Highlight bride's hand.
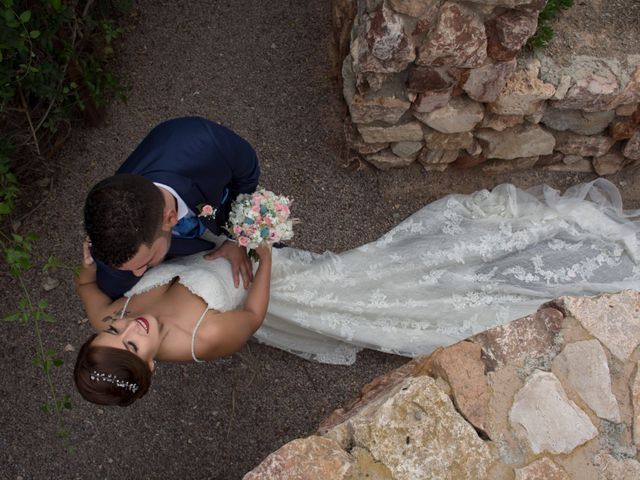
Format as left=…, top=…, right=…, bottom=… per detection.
left=75, top=238, right=97, bottom=286
left=254, top=243, right=272, bottom=260
left=82, top=238, right=96, bottom=271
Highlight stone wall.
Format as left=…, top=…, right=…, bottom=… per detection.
left=340, top=0, right=640, bottom=175
left=243, top=291, right=640, bottom=479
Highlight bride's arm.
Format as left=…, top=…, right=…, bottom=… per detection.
left=197, top=245, right=272, bottom=360
left=75, top=241, right=120, bottom=332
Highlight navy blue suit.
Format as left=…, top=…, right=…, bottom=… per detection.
left=96, top=117, right=260, bottom=299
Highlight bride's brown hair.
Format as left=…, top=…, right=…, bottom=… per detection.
left=74, top=334, right=153, bottom=406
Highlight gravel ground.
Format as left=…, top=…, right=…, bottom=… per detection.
left=2, top=2, right=640, bottom=479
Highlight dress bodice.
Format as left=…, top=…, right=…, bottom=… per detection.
left=125, top=255, right=248, bottom=312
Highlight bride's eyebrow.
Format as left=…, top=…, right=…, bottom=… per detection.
left=101, top=315, right=115, bottom=323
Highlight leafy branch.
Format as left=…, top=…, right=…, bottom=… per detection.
left=528, top=0, right=575, bottom=49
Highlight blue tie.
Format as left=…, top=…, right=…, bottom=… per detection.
left=173, top=216, right=206, bottom=239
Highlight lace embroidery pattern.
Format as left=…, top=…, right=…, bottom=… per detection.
left=128, top=180, right=640, bottom=365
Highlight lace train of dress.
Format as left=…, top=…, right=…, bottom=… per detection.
left=126, top=179, right=640, bottom=365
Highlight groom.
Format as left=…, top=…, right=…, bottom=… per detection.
left=84, top=116, right=260, bottom=299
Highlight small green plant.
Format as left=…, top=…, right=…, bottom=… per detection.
left=1, top=0, right=131, bottom=450
left=528, top=0, right=574, bottom=49
left=1, top=226, right=74, bottom=450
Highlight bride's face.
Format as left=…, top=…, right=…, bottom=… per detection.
left=92, top=315, right=161, bottom=370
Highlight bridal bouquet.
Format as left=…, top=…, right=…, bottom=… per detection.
left=226, top=187, right=295, bottom=258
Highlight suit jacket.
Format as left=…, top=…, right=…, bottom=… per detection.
left=96, top=116, right=260, bottom=298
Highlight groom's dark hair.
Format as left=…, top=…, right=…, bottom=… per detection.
left=84, top=174, right=164, bottom=267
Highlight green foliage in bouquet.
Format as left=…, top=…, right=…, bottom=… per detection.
left=528, top=0, right=574, bottom=49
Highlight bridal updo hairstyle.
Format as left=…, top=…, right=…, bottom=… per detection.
left=84, top=173, right=164, bottom=268
left=74, top=334, right=152, bottom=406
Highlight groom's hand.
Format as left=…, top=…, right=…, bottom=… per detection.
left=204, top=240, right=253, bottom=289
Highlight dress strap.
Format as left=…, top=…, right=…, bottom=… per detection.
left=191, top=307, right=210, bottom=363
left=120, top=296, right=132, bottom=318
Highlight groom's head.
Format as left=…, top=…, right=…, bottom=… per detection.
left=84, top=174, right=175, bottom=275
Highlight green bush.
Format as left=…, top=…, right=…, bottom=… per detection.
left=528, top=0, right=574, bottom=49
left=1, top=0, right=131, bottom=158
left=1, top=0, right=131, bottom=446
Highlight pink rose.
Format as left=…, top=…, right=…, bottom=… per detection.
left=233, top=225, right=242, bottom=235
left=238, top=236, right=249, bottom=247
left=199, top=204, right=215, bottom=217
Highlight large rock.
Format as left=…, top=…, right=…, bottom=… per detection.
left=416, top=1, right=487, bottom=68
left=414, top=95, right=484, bottom=133
left=243, top=436, right=354, bottom=480
left=471, top=307, right=564, bottom=370
left=551, top=57, right=622, bottom=112
left=514, top=457, right=571, bottom=480
left=480, top=113, right=524, bottom=131
left=349, top=447, right=394, bottom=479
left=319, top=360, right=422, bottom=435
left=616, top=62, right=640, bottom=107
left=366, top=149, right=417, bottom=169
left=488, top=59, right=555, bottom=115
left=593, top=150, right=626, bottom=176
left=609, top=119, right=638, bottom=141
left=463, top=59, right=517, bottom=102
left=350, top=4, right=416, bottom=91
left=390, top=141, right=423, bottom=158
left=509, top=370, right=597, bottom=455
left=632, top=362, right=640, bottom=451
left=551, top=340, right=621, bottom=423
left=451, top=151, right=487, bottom=169
left=358, top=121, right=424, bottom=143
left=408, top=67, right=455, bottom=113
left=486, top=9, right=538, bottom=62
left=475, top=124, right=555, bottom=159
left=344, top=118, right=388, bottom=154
left=350, top=376, right=495, bottom=480
left=616, top=103, right=638, bottom=116
left=553, top=131, right=615, bottom=157
left=343, top=56, right=411, bottom=124
left=592, top=452, right=640, bottom=480
left=623, top=131, right=640, bottom=160
left=541, top=107, right=615, bottom=136
left=543, top=159, right=594, bottom=173
left=430, top=341, right=489, bottom=432
left=464, top=0, right=545, bottom=10
left=388, top=0, right=439, bottom=18
left=557, top=291, right=640, bottom=362
left=423, top=128, right=474, bottom=150
left=407, top=66, right=453, bottom=94
left=481, top=156, right=538, bottom=174
left=417, top=148, right=459, bottom=171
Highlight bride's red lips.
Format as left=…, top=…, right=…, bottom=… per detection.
left=135, top=317, right=149, bottom=334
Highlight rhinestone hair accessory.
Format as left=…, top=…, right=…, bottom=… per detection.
left=90, top=371, right=139, bottom=393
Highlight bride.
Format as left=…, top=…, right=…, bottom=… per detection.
left=74, top=179, right=640, bottom=406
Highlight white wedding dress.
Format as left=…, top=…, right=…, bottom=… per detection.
left=126, top=179, right=640, bottom=365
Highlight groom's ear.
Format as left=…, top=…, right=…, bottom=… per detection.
left=161, top=207, right=178, bottom=231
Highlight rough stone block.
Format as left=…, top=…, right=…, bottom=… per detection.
left=475, top=124, right=555, bottom=159
left=416, top=2, right=487, bottom=68
left=509, top=370, right=597, bottom=455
